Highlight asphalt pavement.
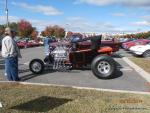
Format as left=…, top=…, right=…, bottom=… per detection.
left=0, top=47, right=150, bottom=92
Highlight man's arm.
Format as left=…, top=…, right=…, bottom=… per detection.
left=6, top=38, right=16, bottom=57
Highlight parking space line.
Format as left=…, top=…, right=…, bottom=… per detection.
left=19, top=62, right=29, bottom=65
left=123, top=57, right=150, bottom=82
left=119, top=68, right=133, bottom=71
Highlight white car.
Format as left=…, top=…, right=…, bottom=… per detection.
left=129, top=43, right=150, bottom=57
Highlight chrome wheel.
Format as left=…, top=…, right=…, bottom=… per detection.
left=97, top=61, right=111, bottom=76
left=144, top=50, right=150, bottom=58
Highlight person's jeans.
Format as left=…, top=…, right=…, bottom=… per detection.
left=4, top=62, right=7, bottom=76
left=5, top=57, right=19, bottom=81
left=44, top=45, right=49, bottom=55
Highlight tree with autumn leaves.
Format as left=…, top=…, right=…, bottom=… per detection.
left=17, top=20, right=35, bottom=38
left=120, top=31, right=150, bottom=39
left=31, top=30, right=38, bottom=40
left=0, top=20, right=37, bottom=40
left=0, top=23, right=18, bottom=39
left=41, top=25, right=65, bottom=38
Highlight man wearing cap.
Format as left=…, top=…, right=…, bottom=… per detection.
left=1, top=27, right=21, bottom=81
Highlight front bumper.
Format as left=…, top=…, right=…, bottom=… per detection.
left=132, top=51, right=143, bottom=55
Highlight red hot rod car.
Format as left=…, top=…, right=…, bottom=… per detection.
left=29, top=35, right=117, bottom=79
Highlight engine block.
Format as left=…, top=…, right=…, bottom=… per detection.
left=51, top=44, right=71, bottom=71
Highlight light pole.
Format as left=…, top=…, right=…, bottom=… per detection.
left=5, top=0, right=9, bottom=27
left=65, top=23, right=69, bottom=38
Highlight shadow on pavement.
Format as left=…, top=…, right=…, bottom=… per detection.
left=19, top=69, right=56, bottom=81
left=111, top=70, right=123, bottom=79
left=111, top=53, right=123, bottom=58
left=10, top=96, right=72, bottom=112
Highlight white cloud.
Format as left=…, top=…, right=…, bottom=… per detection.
left=74, top=0, right=116, bottom=5
left=75, top=0, right=150, bottom=8
left=0, top=15, right=142, bottom=33
left=12, top=2, right=62, bottom=16
left=0, top=16, right=20, bottom=24
left=110, top=13, right=126, bottom=17
left=61, top=17, right=125, bottom=33
left=132, top=21, right=150, bottom=26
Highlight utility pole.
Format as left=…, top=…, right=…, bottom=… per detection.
left=5, top=0, right=9, bottom=27
left=65, top=23, right=69, bottom=38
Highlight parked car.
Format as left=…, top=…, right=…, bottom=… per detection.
left=122, top=39, right=150, bottom=50
left=119, top=38, right=137, bottom=43
left=28, top=40, right=40, bottom=47
left=16, top=40, right=27, bottom=48
left=129, top=42, right=150, bottom=57
left=119, top=38, right=137, bottom=48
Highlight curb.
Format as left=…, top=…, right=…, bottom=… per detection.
left=0, top=81, right=150, bottom=95
left=122, top=57, right=150, bottom=82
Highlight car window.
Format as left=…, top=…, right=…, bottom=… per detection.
left=135, top=42, right=141, bottom=45
left=147, top=42, right=150, bottom=45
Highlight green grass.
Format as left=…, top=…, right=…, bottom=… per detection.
left=0, top=82, right=150, bottom=113
left=129, top=57, right=150, bottom=74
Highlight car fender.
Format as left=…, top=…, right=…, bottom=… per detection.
left=97, top=46, right=113, bottom=54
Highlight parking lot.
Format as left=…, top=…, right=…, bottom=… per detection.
left=0, top=47, right=150, bottom=92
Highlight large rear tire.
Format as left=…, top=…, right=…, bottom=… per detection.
left=29, top=59, right=44, bottom=74
left=91, top=55, right=116, bottom=79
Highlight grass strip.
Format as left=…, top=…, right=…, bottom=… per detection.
left=0, top=82, right=150, bottom=113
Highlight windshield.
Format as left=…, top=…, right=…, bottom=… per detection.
left=70, top=35, right=82, bottom=43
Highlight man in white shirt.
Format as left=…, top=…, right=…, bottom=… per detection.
left=1, top=27, right=21, bottom=81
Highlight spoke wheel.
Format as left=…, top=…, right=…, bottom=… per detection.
left=29, top=59, right=44, bottom=74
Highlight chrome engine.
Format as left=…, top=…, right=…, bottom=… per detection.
left=51, top=44, right=71, bottom=71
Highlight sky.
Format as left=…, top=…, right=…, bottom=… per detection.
left=0, top=0, right=150, bottom=34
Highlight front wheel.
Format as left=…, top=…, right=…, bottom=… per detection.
left=29, top=59, right=44, bottom=74
left=91, top=56, right=116, bottom=79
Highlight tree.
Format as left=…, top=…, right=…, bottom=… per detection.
left=17, top=20, right=34, bottom=38
left=42, top=25, right=66, bottom=38
left=31, top=30, right=38, bottom=40
left=9, top=22, right=18, bottom=32
left=0, top=25, right=5, bottom=38
left=45, top=26, right=55, bottom=37
left=53, top=25, right=65, bottom=38
left=41, top=31, right=46, bottom=37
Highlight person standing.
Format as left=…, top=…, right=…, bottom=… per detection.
left=44, top=36, right=51, bottom=56
left=1, top=27, right=22, bottom=81
left=25, top=38, right=28, bottom=48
